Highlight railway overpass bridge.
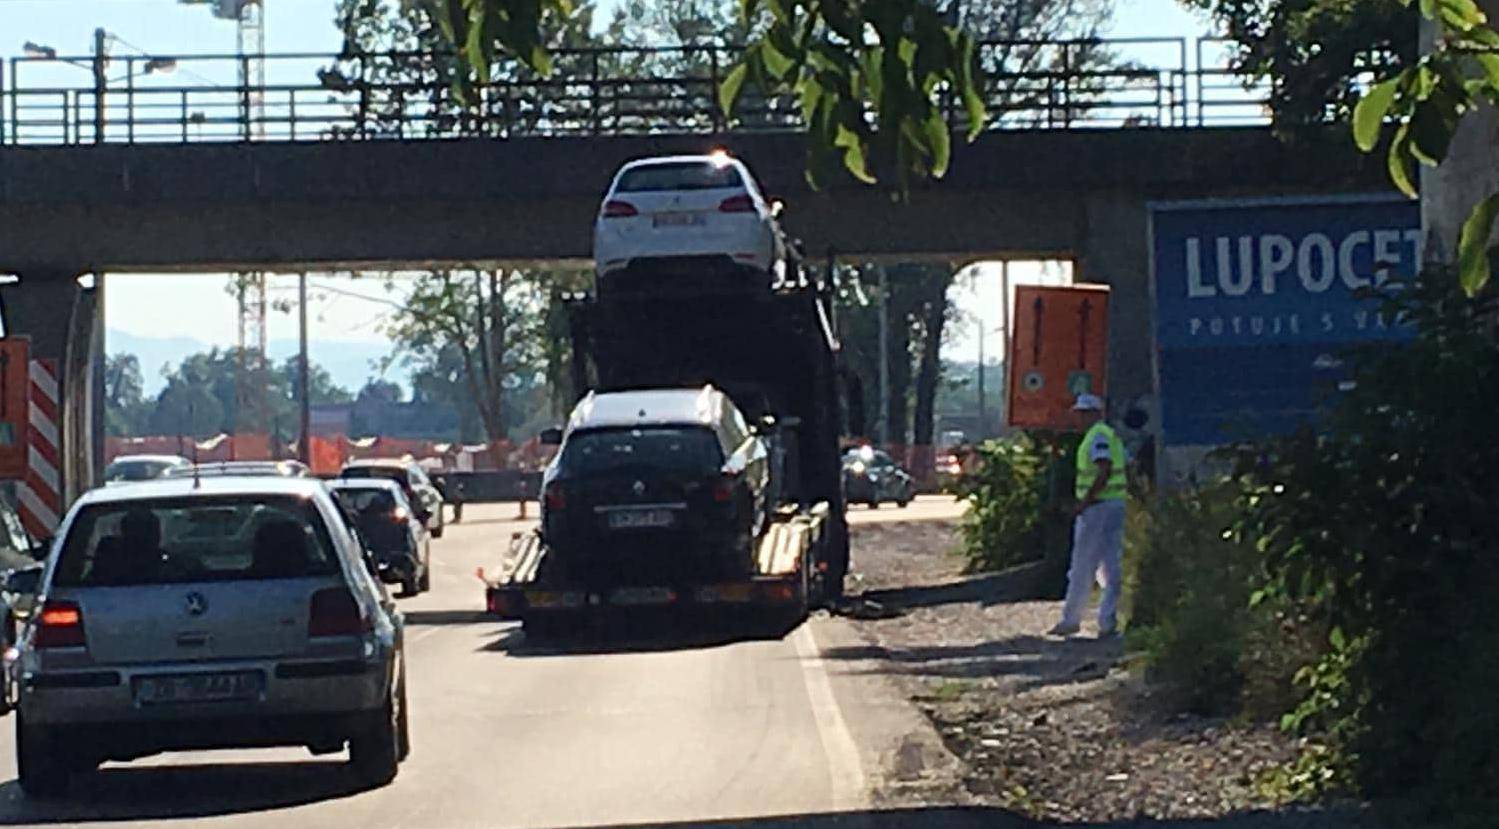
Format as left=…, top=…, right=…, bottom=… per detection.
left=0, top=40, right=1394, bottom=507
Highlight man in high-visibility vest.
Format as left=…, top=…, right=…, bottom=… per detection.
left=1049, top=393, right=1128, bottom=637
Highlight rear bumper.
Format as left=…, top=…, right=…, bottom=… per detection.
left=19, top=655, right=389, bottom=729
left=35, top=711, right=371, bottom=760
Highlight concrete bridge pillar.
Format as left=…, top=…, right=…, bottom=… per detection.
left=1074, top=191, right=1154, bottom=418
left=0, top=269, right=105, bottom=532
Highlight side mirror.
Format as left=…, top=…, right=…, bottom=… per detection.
left=3, top=566, right=42, bottom=597
left=539, top=427, right=563, bottom=446
left=28, top=537, right=51, bottom=562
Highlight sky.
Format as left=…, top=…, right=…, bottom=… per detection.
left=0, top=0, right=1214, bottom=389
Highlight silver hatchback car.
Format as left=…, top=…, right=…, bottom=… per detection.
left=11, top=477, right=408, bottom=797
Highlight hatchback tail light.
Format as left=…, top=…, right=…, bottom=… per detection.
left=602, top=200, right=638, bottom=218
left=712, top=475, right=737, bottom=503
left=308, top=588, right=371, bottom=638
left=543, top=482, right=567, bottom=511
left=35, top=600, right=86, bottom=649
left=391, top=506, right=410, bottom=524
left=718, top=194, right=755, bottom=213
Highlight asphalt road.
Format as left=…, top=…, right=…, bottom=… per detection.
left=0, top=498, right=974, bottom=829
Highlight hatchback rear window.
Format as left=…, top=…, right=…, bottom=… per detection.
left=616, top=162, right=744, bottom=193
left=53, top=495, right=341, bottom=587
left=340, top=467, right=407, bottom=486
left=562, top=427, right=723, bottom=475
left=104, top=461, right=175, bottom=482
left=331, top=487, right=399, bottom=515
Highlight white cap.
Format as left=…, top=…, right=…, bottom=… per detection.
left=1072, top=393, right=1104, bottom=412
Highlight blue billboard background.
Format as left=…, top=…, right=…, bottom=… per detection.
left=1151, top=196, right=1421, bottom=446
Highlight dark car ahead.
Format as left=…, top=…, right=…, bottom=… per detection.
left=337, top=460, right=445, bottom=540
left=842, top=447, right=915, bottom=509
left=540, top=386, right=771, bottom=585
left=327, top=479, right=432, bottom=597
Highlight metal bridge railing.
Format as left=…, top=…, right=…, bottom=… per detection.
left=0, top=39, right=1268, bottom=145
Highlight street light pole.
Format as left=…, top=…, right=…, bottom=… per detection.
left=877, top=264, right=890, bottom=446
left=976, top=322, right=985, bottom=439
left=92, top=27, right=108, bottom=143
left=298, top=273, right=311, bottom=465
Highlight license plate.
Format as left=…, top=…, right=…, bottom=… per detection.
left=610, top=586, right=676, bottom=606
left=607, top=509, right=675, bottom=529
left=135, top=671, right=262, bottom=705
left=652, top=212, right=706, bottom=228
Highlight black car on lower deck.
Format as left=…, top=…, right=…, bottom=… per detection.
left=539, top=386, right=771, bottom=588
left=842, top=447, right=915, bottom=508
left=327, top=479, right=432, bottom=596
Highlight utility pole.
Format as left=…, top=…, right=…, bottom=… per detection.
left=92, top=27, right=108, bottom=143
left=976, top=322, right=985, bottom=439
left=1420, top=2, right=1499, bottom=265
left=997, top=260, right=1010, bottom=433
left=876, top=264, right=890, bottom=445
left=298, top=273, right=311, bottom=465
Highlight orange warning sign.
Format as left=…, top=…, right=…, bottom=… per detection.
left=1007, top=285, right=1110, bottom=431
left=0, top=339, right=30, bottom=480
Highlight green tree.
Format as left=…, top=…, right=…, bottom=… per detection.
left=356, top=378, right=404, bottom=405
left=103, top=353, right=150, bottom=437
left=1183, top=0, right=1417, bottom=131
left=381, top=269, right=547, bottom=450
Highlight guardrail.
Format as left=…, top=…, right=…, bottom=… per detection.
left=0, top=38, right=1267, bottom=145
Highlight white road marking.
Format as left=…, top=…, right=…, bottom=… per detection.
left=792, top=622, right=868, bottom=811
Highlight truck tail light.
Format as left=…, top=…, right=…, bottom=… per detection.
left=308, top=588, right=371, bottom=638
left=602, top=200, right=638, bottom=218
left=35, top=600, right=87, bottom=649
left=718, top=194, right=755, bottom=213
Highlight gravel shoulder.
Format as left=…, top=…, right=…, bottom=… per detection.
left=837, top=515, right=1382, bottom=827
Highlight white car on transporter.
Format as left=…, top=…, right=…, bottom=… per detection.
left=591, top=152, right=797, bottom=293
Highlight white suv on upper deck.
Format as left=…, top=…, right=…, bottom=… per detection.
left=592, top=152, right=792, bottom=292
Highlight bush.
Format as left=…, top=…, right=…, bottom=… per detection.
left=955, top=432, right=1075, bottom=575
left=1233, top=274, right=1499, bottom=813
left=1123, top=482, right=1321, bottom=717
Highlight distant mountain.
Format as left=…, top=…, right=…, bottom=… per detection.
left=106, top=329, right=396, bottom=396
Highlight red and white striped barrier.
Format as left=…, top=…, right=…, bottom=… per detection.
left=18, top=359, right=61, bottom=537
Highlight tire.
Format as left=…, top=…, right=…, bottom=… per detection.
left=400, top=573, right=419, bottom=598
left=431, top=524, right=444, bottom=540
left=348, top=673, right=403, bottom=787
left=17, top=714, right=70, bottom=798
left=418, top=565, right=431, bottom=593
left=867, top=500, right=880, bottom=510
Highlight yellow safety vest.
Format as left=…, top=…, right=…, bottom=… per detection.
left=1075, top=421, right=1127, bottom=501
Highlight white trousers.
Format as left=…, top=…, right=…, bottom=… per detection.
left=1059, top=498, right=1125, bottom=630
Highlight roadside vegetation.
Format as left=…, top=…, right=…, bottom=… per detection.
left=948, top=273, right=1499, bottom=821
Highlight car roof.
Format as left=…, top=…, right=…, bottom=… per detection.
left=619, top=154, right=737, bottom=169
left=569, top=386, right=725, bottom=432
left=326, top=478, right=404, bottom=492
left=341, top=459, right=411, bottom=469
left=107, top=455, right=188, bottom=465
left=76, top=475, right=331, bottom=507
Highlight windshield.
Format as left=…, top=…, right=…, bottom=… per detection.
left=616, top=162, right=744, bottom=193
left=562, top=427, right=722, bottom=475
left=104, top=460, right=175, bottom=482
left=53, top=495, right=340, bottom=587
left=341, top=466, right=407, bottom=485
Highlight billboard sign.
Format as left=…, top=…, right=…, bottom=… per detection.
left=1151, top=195, right=1421, bottom=446
left=1008, top=284, right=1110, bottom=431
